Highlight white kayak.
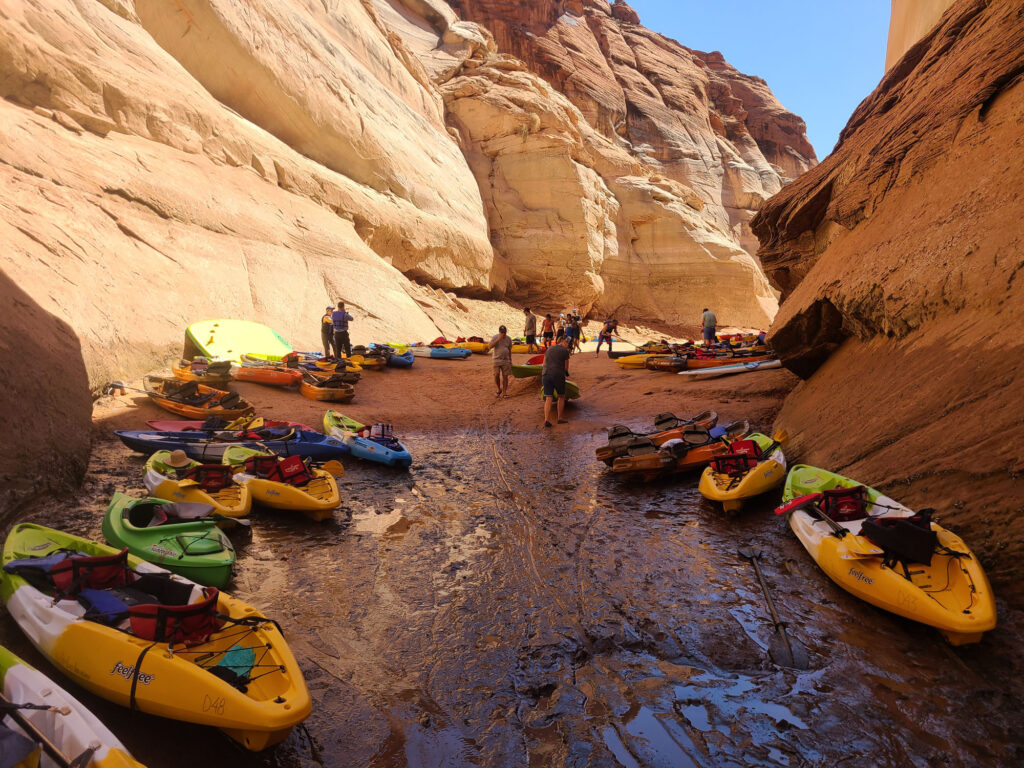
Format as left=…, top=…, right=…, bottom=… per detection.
left=0, top=644, right=144, bottom=767
left=678, top=359, right=782, bottom=380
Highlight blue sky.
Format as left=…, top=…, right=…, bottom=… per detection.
left=625, top=0, right=892, bottom=159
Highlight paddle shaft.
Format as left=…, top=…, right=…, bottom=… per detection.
left=741, top=551, right=805, bottom=669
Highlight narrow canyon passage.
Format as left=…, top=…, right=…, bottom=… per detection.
left=5, top=424, right=1020, bottom=768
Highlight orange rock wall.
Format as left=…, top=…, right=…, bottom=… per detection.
left=753, top=0, right=1024, bottom=600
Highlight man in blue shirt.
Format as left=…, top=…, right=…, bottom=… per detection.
left=332, top=301, right=354, bottom=358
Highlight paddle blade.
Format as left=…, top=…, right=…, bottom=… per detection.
left=321, top=460, right=346, bottom=477
left=768, top=629, right=810, bottom=670
left=772, top=428, right=790, bottom=444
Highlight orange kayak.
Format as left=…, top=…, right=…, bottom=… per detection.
left=300, top=373, right=355, bottom=402
left=234, top=365, right=302, bottom=387
left=171, top=360, right=233, bottom=386
left=610, top=420, right=750, bottom=482
left=143, top=376, right=254, bottom=420
left=595, top=411, right=719, bottom=465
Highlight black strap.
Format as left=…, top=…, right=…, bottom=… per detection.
left=129, top=642, right=157, bottom=712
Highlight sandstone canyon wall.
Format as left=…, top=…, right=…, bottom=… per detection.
left=415, top=0, right=817, bottom=325
left=885, top=0, right=957, bottom=71
left=753, top=0, right=1024, bottom=600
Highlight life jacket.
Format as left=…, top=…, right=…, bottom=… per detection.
left=182, top=464, right=235, bottom=492
left=822, top=485, right=868, bottom=522
left=243, top=455, right=315, bottom=486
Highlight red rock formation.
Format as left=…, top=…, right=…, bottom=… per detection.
left=448, top=0, right=815, bottom=275
left=753, top=0, right=1024, bottom=600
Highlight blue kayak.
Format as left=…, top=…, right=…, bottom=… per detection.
left=372, top=344, right=414, bottom=368
left=409, top=346, right=471, bottom=360
left=115, top=428, right=349, bottom=461
left=322, top=411, right=412, bottom=468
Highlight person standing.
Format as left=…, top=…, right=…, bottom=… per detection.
left=556, top=313, right=567, bottom=340
left=332, top=301, right=354, bottom=358
left=524, top=308, right=539, bottom=352
left=541, top=337, right=571, bottom=427
left=541, top=314, right=555, bottom=346
left=564, top=316, right=578, bottom=354
left=701, top=307, right=717, bottom=345
left=595, top=317, right=618, bottom=357
left=488, top=325, right=514, bottom=398
left=320, top=306, right=335, bottom=358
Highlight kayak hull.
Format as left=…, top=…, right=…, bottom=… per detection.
left=679, top=360, right=782, bottom=380
left=233, top=366, right=302, bottom=387
left=511, top=364, right=542, bottom=379
left=0, top=524, right=311, bottom=750
left=186, top=319, right=293, bottom=363
left=781, top=465, right=996, bottom=644
left=117, top=429, right=350, bottom=461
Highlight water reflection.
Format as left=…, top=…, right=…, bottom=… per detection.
left=2, top=424, right=1021, bottom=767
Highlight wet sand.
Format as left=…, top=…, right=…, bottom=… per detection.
left=5, top=350, right=1022, bottom=767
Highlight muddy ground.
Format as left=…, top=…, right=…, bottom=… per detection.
left=4, top=350, right=1022, bottom=767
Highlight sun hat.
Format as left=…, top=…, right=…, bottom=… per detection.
left=165, top=450, right=192, bottom=468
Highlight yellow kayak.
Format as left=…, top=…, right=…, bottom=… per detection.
left=697, top=432, right=786, bottom=512
left=778, top=465, right=996, bottom=645
left=0, top=524, right=311, bottom=751
left=144, top=451, right=252, bottom=519
left=615, top=353, right=664, bottom=369
left=222, top=447, right=340, bottom=521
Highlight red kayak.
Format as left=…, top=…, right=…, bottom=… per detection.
left=145, top=418, right=316, bottom=432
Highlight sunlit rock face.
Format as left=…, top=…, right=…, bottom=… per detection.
left=383, top=0, right=815, bottom=325
left=0, top=0, right=499, bottom=390
left=753, top=0, right=1024, bottom=596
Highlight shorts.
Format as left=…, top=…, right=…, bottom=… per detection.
left=543, top=331, right=554, bottom=341
left=702, top=326, right=716, bottom=342
left=526, top=334, right=537, bottom=345
left=493, top=361, right=512, bottom=375
left=541, top=373, right=566, bottom=398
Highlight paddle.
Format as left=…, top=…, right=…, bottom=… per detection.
left=319, top=460, right=346, bottom=478
left=738, top=547, right=809, bottom=670
left=784, top=499, right=884, bottom=559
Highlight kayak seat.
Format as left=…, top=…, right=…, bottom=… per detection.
left=129, top=587, right=221, bottom=646
left=822, top=485, right=868, bottom=522
left=625, top=437, right=658, bottom=457
left=681, top=427, right=711, bottom=446
left=607, top=425, right=639, bottom=448
left=217, top=392, right=241, bottom=409
left=652, top=413, right=682, bottom=431
left=126, top=501, right=170, bottom=528
left=860, top=509, right=938, bottom=566
left=182, top=464, right=235, bottom=492
left=711, top=453, right=759, bottom=476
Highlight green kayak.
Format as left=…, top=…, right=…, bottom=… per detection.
left=101, top=492, right=235, bottom=587
left=323, top=409, right=363, bottom=433
left=511, top=364, right=542, bottom=379
left=537, top=379, right=581, bottom=400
